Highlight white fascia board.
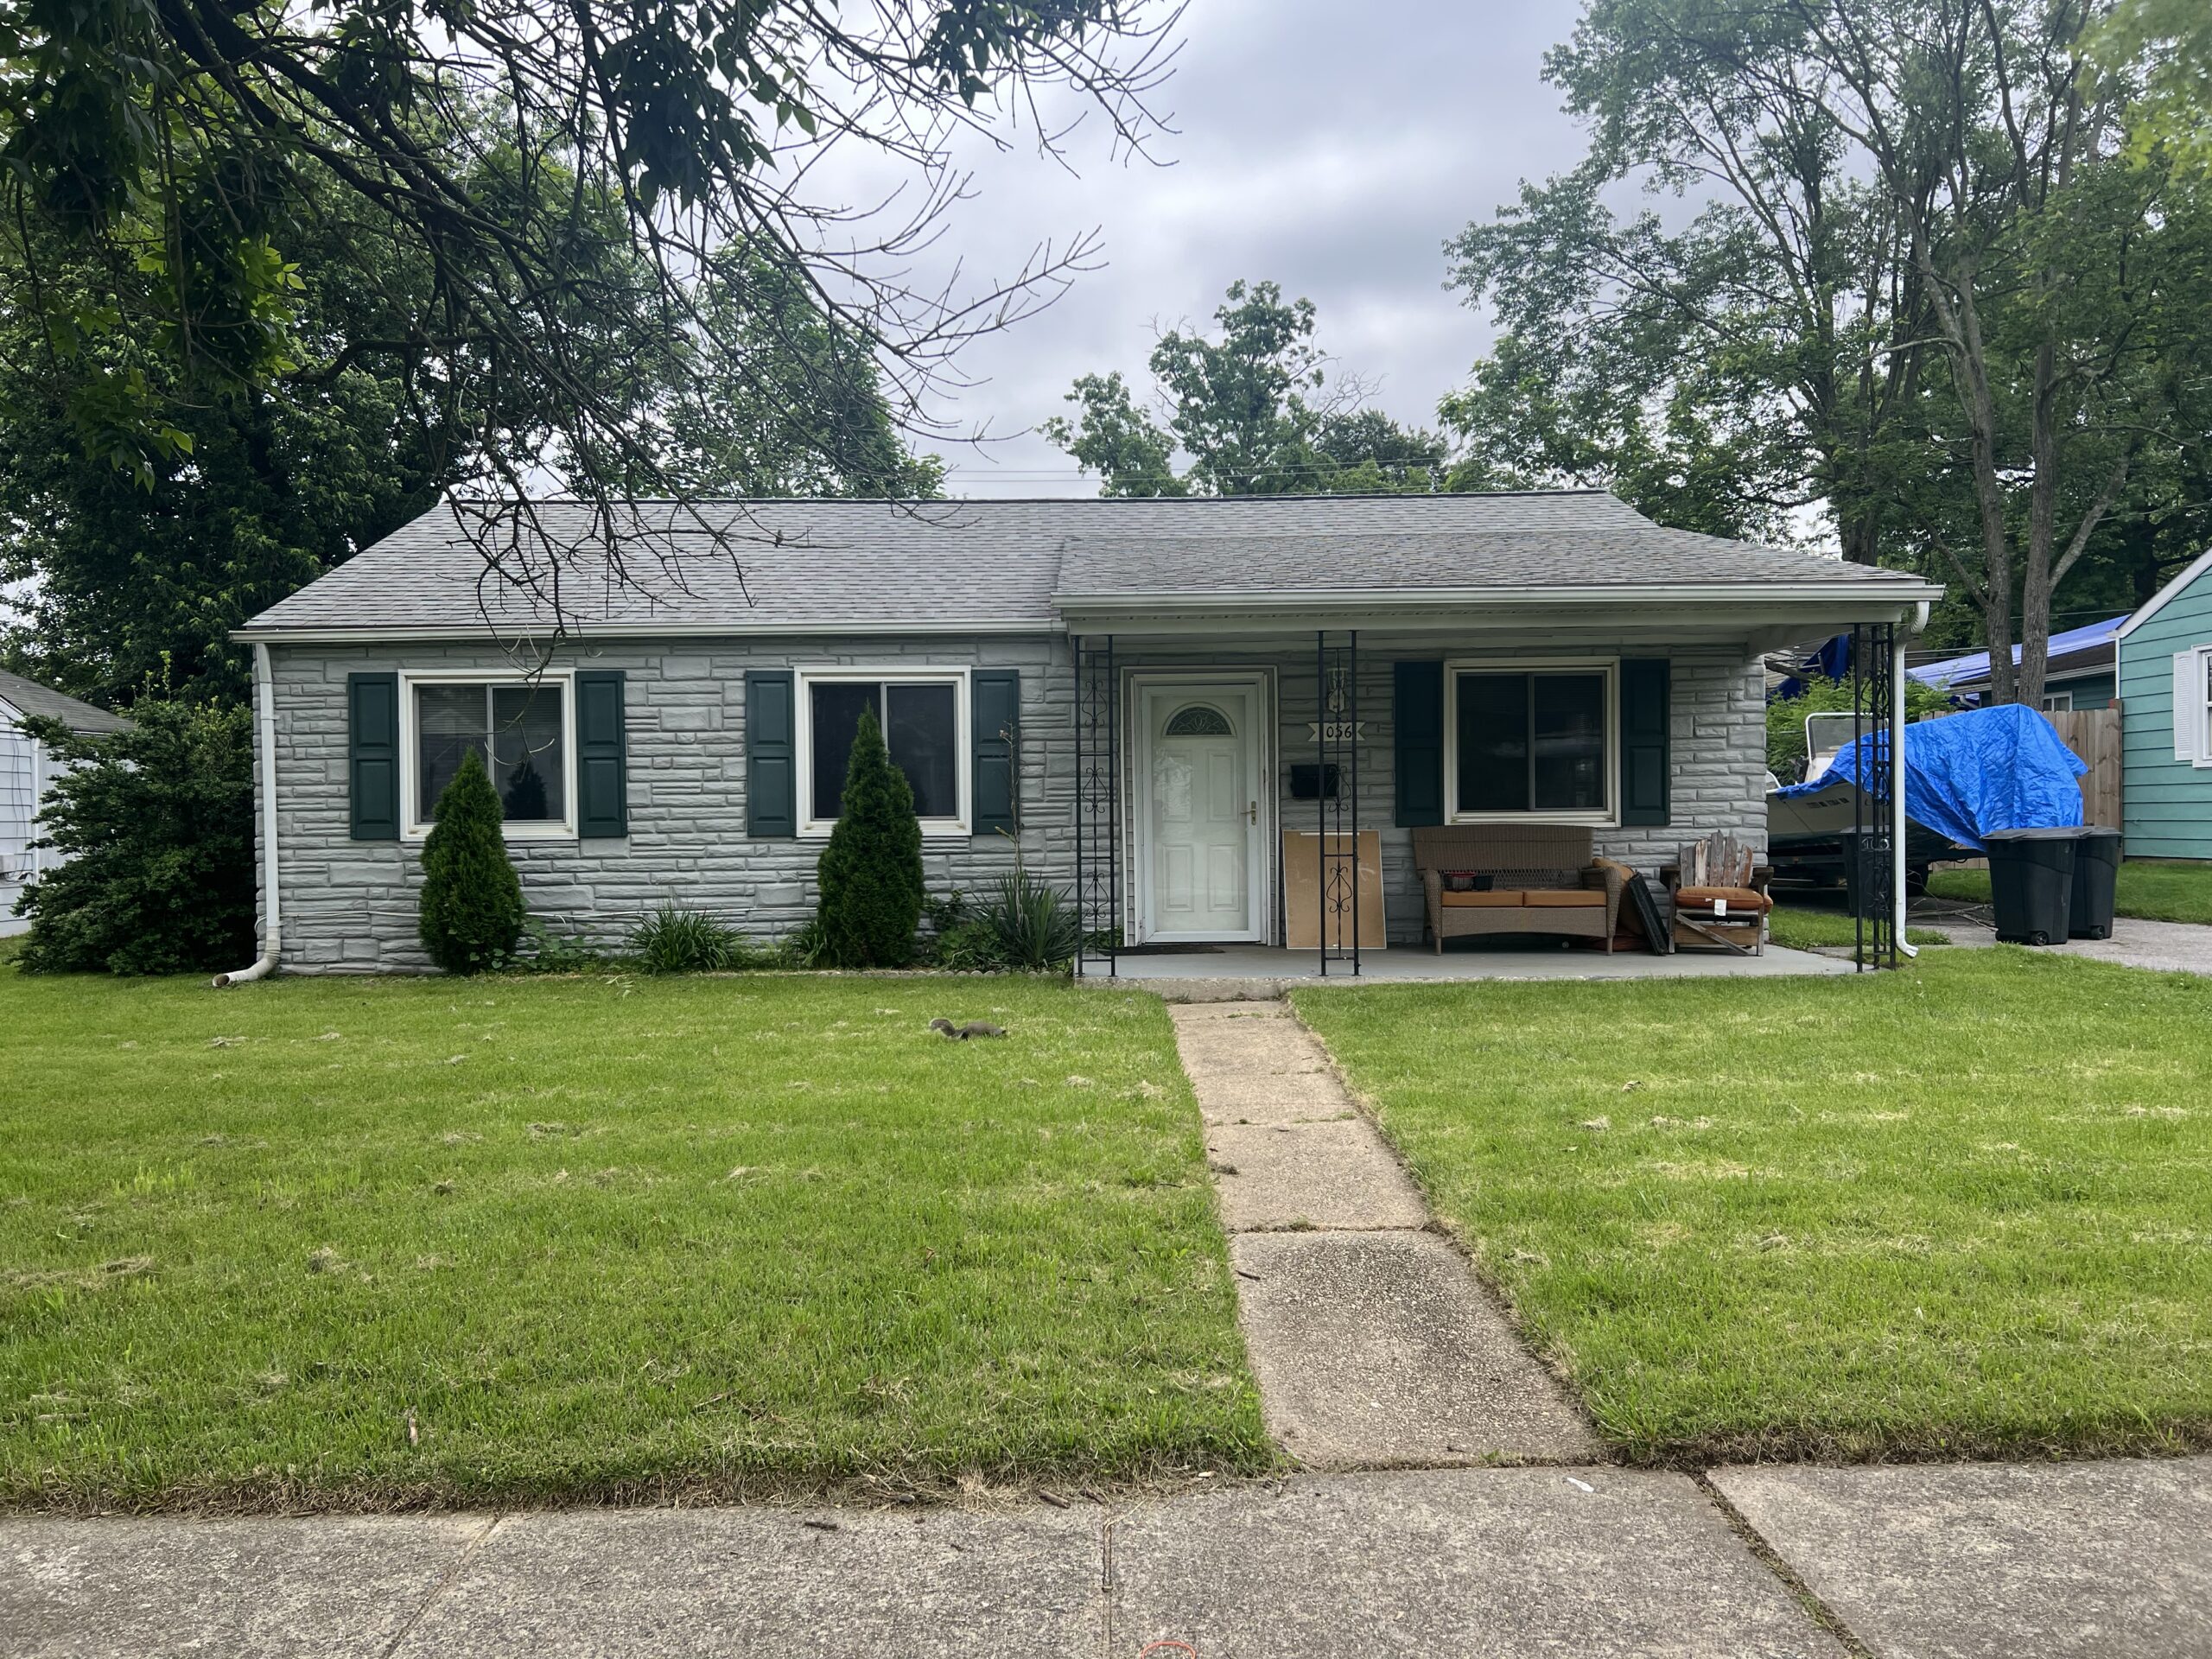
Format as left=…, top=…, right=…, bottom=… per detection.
left=1053, top=582, right=1943, bottom=635
left=2117, top=545, right=2212, bottom=641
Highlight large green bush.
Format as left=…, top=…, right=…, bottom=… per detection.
left=417, top=749, right=525, bottom=973
left=12, top=701, right=255, bottom=975
left=814, top=707, right=924, bottom=967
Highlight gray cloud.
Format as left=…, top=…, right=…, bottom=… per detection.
left=817, top=0, right=1592, bottom=495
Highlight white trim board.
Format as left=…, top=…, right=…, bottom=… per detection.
left=2118, top=544, right=2212, bottom=640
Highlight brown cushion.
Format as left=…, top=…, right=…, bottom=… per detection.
left=1676, top=886, right=1771, bottom=912
left=1439, top=868, right=1492, bottom=893
left=1522, top=889, right=1605, bottom=909
left=1440, top=890, right=1526, bottom=908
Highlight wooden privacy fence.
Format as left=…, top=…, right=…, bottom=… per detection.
left=2047, top=706, right=2123, bottom=830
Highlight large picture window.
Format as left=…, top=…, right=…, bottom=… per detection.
left=1446, top=663, right=1615, bottom=823
left=799, top=670, right=967, bottom=833
left=404, top=675, right=573, bottom=836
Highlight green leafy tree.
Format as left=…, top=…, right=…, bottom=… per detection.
left=0, top=0, right=1171, bottom=624
left=1043, top=280, right=1445, bottom=496
left=2093, top=0, right=2212, bottom=175
left=11, top=702, right=255, bottom=974
left=815, top=709, right=924, bottom=969
left=664, top=251, right=945, bottom=499
left=1447, top=0, right=2211, bottom=706
left=417, top=750, right=526, bottom=974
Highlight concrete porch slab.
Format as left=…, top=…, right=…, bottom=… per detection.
left=1110, top=1468, right=1847, bottom=1659
left=1229, top=1230, right=1599, bottom=1467
left=1092, top=943, right=1855, bottom=999
left=1712, top=1456, right=2212, bottom=1659
left=1206, top=1118, right=1429, bottom=1231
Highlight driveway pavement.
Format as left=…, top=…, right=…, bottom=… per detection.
left=1914, top=910, right=2212, bottom=975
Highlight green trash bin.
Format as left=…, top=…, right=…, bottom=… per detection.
left=1983, top=828, right=2078, bottom=946
left=2069, top=828, right=2123, bottom=940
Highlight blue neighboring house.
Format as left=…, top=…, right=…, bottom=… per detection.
left=2116, top=550, right=2212, bottom=860
left=1909, top=615, right=2125, bottom=711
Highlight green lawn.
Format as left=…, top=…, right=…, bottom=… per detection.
left=0, top=969, right=1268, bottom=1510
left=1294, top=950, right=2212, bottom=1464
left=1768, top=906, right=1949, bottom=951
left=1929, top=860, right=2212, bottom=925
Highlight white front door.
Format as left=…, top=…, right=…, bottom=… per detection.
left=1138, top=678, right=1265, bottom=942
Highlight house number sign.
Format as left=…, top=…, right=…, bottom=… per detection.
left=1308, top=664, right=1363, bottom=743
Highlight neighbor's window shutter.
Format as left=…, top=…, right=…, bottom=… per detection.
left=1619, top=658, right=1671, bottom=826
left=745, top=670, right=796, bottom=836
left=971, top=669, right=1020, bottom=836
left=348, top=672, right=400, bottom=841
left=2174, top=652, right=2204, bottom=762
left=1394, top=660, right=1444, bottom=826
left=575, top=670, right=627, bottom=837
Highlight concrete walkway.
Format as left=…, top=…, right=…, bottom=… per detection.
left=1170, top=1001, right=1596, bottom=1467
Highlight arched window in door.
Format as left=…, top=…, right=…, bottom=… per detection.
left=1163, top=702, right=1234, bottom=738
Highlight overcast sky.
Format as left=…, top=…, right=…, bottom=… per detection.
left=830, top=0, right=1592, bottom=497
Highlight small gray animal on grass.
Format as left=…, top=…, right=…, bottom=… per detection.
left=930, top=1017, right=1007, bottom=1040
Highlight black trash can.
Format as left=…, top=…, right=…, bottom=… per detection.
left=2069, top=827, right=2123, bottom=940
left=1983, top=828, right=2079, bottom=945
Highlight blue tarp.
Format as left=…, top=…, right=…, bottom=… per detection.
left=1908, top=616, right=2125, bottom=690
left=1776, top=703, right=2087, bottom=852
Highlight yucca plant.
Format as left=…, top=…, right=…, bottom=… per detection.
left=983, top=867, right=1079, bottom=971
left=629, top=903, right=748, bottom=973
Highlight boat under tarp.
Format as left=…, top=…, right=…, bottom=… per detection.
left=1769, top=703, right=2088, bottom=883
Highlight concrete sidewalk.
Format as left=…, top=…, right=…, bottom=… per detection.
left=11, top=1458, right=2208, bottom=1657
left=3, top=1469, right=1843, bottom=1659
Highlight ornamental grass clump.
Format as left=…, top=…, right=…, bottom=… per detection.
left=814, top=707, right=924, bottom=968
left=417, top=749, right=524, bottom=973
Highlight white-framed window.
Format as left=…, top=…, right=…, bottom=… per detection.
left=2173, top=647, right=2212, bottom=768
left=2039, top=690, right=2075, bottom=713
left=1444, top=658, right=1618, bottom=825
left=400, top=670, right=576, bottom=839
left=796, top=666, right=969, bottom=837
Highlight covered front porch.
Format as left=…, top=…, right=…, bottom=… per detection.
left=1054, top=546, right=1935, bottom=982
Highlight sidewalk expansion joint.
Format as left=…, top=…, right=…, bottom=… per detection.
left=377, top=1512, right=502, bottom=1659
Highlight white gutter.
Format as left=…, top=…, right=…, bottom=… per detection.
left=1053, top=579, right=1947, bottom=613
left=213, top=641, right=281, bottom=988
left=230, top=618, right=1053, bottom=645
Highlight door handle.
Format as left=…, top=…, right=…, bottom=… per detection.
left=1249, top=801, right=1258, bottom=825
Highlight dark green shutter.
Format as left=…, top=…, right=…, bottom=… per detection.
left=746, top=670, right=796, bottom=837
left=1394, top=660, right=1445, bottom=826
left=348, top=672, right=400, bottom=841
left=971, top=669, right=1020, bottom=837
left=1620, top=658, right=1671, bottom=826
left=575, top=670, right=627, bottom=837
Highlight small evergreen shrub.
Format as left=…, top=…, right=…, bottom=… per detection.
left=982, top=868, right=1080, bottom=970
left=12, top=700, right=255, bottom=975
left=631, top=903, right=753, bottom=973
left=813, top=707, right=924, bottom=967
left=417, top=749, right=525, bottom=973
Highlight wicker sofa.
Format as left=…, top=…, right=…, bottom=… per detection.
left=1413, top=825, right=1623, bottom=954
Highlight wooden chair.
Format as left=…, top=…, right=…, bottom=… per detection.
left=1664, top=833, right=1773, bottom=956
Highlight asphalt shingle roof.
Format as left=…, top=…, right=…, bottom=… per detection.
left=240, top=493, right=1928, bottom=635
left=0, top=667, right=130, bottom=734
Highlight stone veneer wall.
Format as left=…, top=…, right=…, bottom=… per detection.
left=259, top=632, right=1766, bottom=971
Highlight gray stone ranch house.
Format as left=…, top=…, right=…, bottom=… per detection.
left=231, top=493, right=1940, bottom=973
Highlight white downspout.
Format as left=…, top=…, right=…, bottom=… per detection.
left=213, top=642, right=281, bottom=987
left=1893, top=622, right=1918, bottom=961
